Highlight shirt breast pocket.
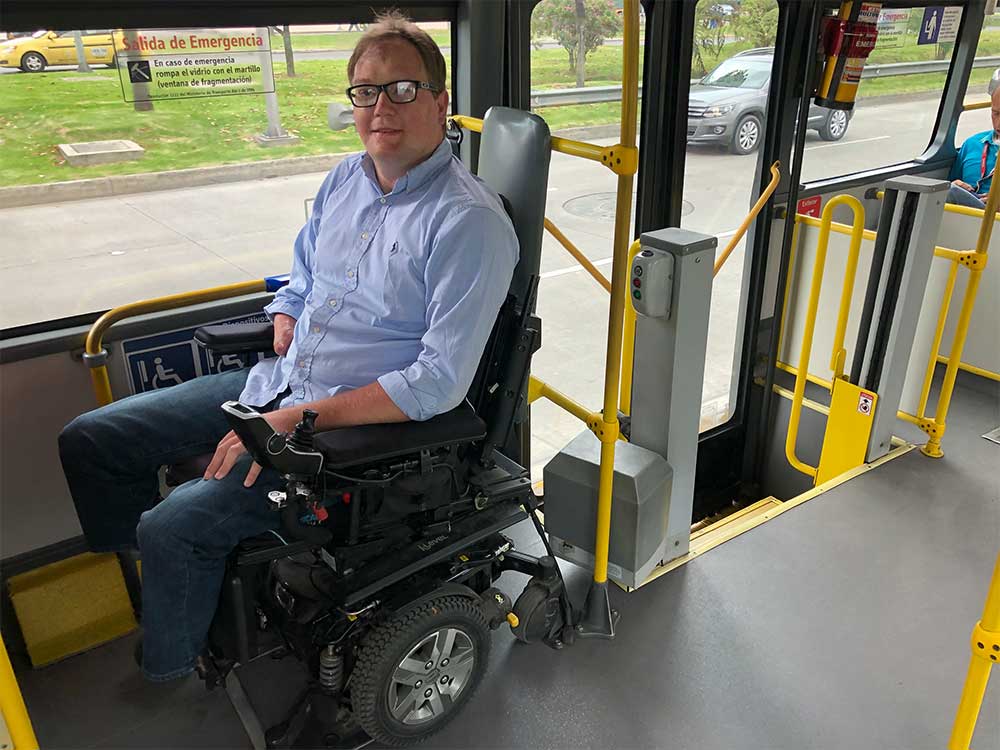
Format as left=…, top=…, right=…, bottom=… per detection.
left=379, top=242, right=426, bottom=330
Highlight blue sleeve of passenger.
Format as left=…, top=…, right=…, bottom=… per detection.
left=378, top=206, right=519, bottom=421
left=950, top=139, right=970, bottom=182
left=264, top=167, right=339, bottom=321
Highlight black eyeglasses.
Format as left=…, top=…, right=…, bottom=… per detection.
left=346, top=80, right=439, bottom=107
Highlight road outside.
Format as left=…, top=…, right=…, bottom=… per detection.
left=0, top=93, right=987, bottom=476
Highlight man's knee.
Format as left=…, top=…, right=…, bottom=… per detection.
left=59, top=409, right=113, bottom=468
left=136, top=504, right=173, bottom=558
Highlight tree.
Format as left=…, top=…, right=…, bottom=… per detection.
left=533, top=0, right=622, bottom=87
left=732, top=0, right=779, bottom=49
left=692, top=4, right=729, bottom=77
left=269, top=26, right=296, bottom=77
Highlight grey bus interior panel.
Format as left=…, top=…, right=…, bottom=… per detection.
left=0, top=295, right=274, bottom=557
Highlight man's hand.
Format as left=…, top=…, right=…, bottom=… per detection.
left=952, top=179, right=975, bottom=192
left=204, top=408, right=301, bottom=487
left=273, top=313, right=296, bottom=356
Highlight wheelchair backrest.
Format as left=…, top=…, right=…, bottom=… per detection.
left=476, top=107, right=551, bottom=311
left=465, top=107, right=551, bottom=458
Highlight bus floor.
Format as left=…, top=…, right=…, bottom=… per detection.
left=14, top=374, right=999, bottom=750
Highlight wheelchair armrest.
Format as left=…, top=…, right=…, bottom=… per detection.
left=194, top=323, right=275, bottom=354
left=314, top=400, right=487, bottom=470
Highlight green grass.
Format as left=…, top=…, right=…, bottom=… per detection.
left=0, top=62, right=367, bottom=185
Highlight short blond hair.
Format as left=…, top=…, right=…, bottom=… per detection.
left=347, top=10, right=447, bottom=91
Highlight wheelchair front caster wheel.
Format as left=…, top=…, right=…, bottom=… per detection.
left=351, top=595, right=490, bottom=746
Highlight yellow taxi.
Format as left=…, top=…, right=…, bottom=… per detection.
left=0, top=30, right=124, bottom=72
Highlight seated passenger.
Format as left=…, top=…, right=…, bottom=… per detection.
left=947, top=86, right=1000, bottom=209
left=58, top=11, right=518, bottom=682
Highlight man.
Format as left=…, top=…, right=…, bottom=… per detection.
left=947, top=85, right=1000, bottom=209
left=58, top=12, right=518, bottom=682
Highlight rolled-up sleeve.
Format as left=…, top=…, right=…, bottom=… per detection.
left=378, top=205, right=519, bottom=421
left=264, top=169, right=339, bottom=321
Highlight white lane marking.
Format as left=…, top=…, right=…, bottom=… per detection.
left=805, top=135, right=891, bottom=151
left=540, top=227, right=740, bottom=280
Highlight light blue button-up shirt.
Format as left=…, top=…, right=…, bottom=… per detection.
left=239, top=138, right=519, bottom=421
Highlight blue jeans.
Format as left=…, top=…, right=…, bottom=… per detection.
left=947, top=184, right=986, bottom=209
left=58, top=369, right=285, bottom=680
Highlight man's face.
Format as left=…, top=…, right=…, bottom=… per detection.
left=992, top=89, right=1000, bottom=133
left=351, top=39, right=449, bottom=176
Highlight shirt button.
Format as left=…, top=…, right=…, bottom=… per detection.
left=312, top=326, right=320, bottom=333
left=380, top=198, right=386, bottom=204
left=329, top=299, right=338, bottom=307
left=361, top=232, right=368, bottom=240
left=347, top=270, right=355, bottom=278
left=297, top=360, right=305, bottom=368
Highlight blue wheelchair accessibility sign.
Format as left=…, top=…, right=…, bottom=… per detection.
left=123, top=313, right=273, bottom=395
left=918, top=7, right=943, bottom=45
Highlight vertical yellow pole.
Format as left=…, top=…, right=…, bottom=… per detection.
left=917, top=261, right=958, bottom=419
left=618, top=240, right=643, bottom=416
left=593, top=0, right=638, bottom=581
left=949, top=553, right=1000, bottom=750
left=923, top=158, right=997, bottom=457
left=580, top=0, right=639, bottom=636
left=0, top=637, right=39, bottom=750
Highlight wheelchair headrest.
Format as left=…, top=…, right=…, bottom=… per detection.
left=476, top=107, right=551, bottom=309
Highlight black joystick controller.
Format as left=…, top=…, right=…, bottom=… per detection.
left=287, top=409, right=319, bottom=451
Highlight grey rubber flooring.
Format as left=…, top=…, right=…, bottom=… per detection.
left=16, top=377, right=999, bottom=749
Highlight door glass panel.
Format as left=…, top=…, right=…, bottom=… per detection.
left=682, top=0, right=779, bottom=431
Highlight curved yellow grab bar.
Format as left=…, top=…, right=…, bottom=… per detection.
left=714, top=161, right=781, bottom=277
left=84, top=280, right=267, bottom=407
left=544, top=218, right=613, bottom=292
left=785, top=194, right=865, bottom=480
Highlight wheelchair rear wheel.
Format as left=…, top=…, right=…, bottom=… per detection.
left=352, top=595, right=490, bottom=746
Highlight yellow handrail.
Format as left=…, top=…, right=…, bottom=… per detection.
left=84, top=280, right=267, bottom=407
left=714, top=161, right=781, bottom=277
left=917, top=262, right=959, bottom=419
left=528, top=375, right=599, bottom=425
left=962, top=100, right=991, bottom=111
left=949, top=552, right=1000, bottom=750
left=0, top=636, right=39, bottom=750
left=451, top=114, right=635, bottom=173
left=591, top=0, right=640, bottom=589
left=543, top=218, right=613, bottom=292
left=618, top=239, right=643, bottom=416
left=785, top=195, right=865, bottom=480
left=867, top=186, right=995, bottom=455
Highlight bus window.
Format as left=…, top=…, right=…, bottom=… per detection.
left=682, top=0, right=779, bottom=431
left=0, top=22, right=452, bottom=329
left=955, top=10, right=1000, bottom=167
left=527, top=0, right=643, bottom=475
left=799, top=6, right=960, bottom=184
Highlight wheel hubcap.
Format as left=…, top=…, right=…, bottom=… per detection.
left=26, top=57, right=41, bottom=71
left=739, top=120, right=759, bottom=151
left=830, top=111, right=847, bottom=136
left=388, top=627, right=476, bottom=726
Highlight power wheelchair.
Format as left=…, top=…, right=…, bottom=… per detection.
left=179, top=108, right=575, bottom=747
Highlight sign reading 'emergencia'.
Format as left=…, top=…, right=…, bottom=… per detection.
left=114, top=28, right=275, bottom=102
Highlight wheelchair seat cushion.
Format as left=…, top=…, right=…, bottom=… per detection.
left=314, top=400, right=486, bottom=469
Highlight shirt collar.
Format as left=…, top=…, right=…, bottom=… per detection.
left=361, top=137, right=452, bottom=195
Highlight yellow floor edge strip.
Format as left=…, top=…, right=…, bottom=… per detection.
left=620, top=440, right=916, bottom=592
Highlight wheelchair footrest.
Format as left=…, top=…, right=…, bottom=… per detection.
left=342, top=498, right=528, bottom=608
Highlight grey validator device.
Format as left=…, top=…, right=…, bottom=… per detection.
left=630, top=248, right=674, bottom=319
